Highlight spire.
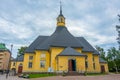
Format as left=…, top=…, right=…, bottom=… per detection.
left=60, top=1, right=62, bottom=15
left=56, top=1, right=65, bottom=27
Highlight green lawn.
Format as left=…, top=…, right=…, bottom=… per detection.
left=29, top=73, right=57, bottom=78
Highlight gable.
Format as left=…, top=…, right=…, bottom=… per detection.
left=58, top=47, right=86, bottom=56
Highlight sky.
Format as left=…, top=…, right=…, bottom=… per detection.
left=0, top=0, right=120, bottom=58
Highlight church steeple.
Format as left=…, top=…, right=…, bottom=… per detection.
left=60, top=1, right=62, bottom=15
left=57, top=1, right=65, bottom=27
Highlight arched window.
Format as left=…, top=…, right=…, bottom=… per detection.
left=19, top=63, right=22, bottom=66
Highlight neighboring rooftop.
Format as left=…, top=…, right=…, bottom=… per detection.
left=99, top=58, right=107, bottom=63
left=12, top=55, right=24, bottom=61
left=0, top=43, right=8, bottom=51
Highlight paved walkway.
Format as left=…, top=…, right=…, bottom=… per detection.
left=0, top=73, right=120, bottom=80
left=0, top=74, right=29, bottom=80
left=30, top=74, right=120, bottom=80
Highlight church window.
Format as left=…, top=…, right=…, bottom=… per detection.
left=41, top=51, right=46, bottom=58
left=93, top=57, right=94, bottom=62
left=85, top=61, right=88, bottom=68
left=61, top=18, right=62, bottom=22
left=40, top=60, right=45, bottom=68
left=29, top=56, right=33, bottom=60
left=93, top=63, right=95, bottom=69
left=28, top=62, right=32, bottom=68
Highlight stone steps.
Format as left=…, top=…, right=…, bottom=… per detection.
left=66, top=71, right=84, bottom=76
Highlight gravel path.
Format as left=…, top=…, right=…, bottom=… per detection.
left=30, top=74, right=120, bottom=80
left=0, top=74, right=28, bottom=80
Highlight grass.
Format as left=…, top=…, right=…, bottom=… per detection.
left=29, top=73, right=57, bottom=78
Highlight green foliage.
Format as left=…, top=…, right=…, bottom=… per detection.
left=95, top=46, right=107, bottom=61
left=84, top=71, right=87, bottom=76
left=95, top=46, right=120, bottom=72
left=107, top=47, right=120, bottom=72
left=18, top=46, right=27, bottom=56
left=62, top=71, right=66, bottom=76
left=29, top=73, right=56, bottom=78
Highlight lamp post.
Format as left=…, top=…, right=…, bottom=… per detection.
left=6, top=44, right=13, bottom=78
left=116, top=14, right=120, bottom=50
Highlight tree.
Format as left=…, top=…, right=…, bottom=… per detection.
left=95, top=45, right=107, bottom=61
left=18, top=46, right=27, bottom=56
left=107, top=47, right=120, bottom=73
left=95, top=46, right=120, bottom=72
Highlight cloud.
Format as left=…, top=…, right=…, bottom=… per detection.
left=0, top=0, right=120, bottom=58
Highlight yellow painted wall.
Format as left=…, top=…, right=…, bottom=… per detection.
left=76, top=56, right=86, bottom=72
left=78, top=48, right=100, bottom=73
left=33, top=50, right=50, bottom=72
left=57, top=56, right=85, bottom=72
left=23, top=51, right=50, bottom=72
left=10, top=61, right=16, bottom=69
left=93, top=55, right=100, bottom=72
left=85, top=52, right=94, bottom=72
left=21, top=47, right=107, bottom=73
left=10, top=61, right=23, bottom=72
left=50, top=47, right=64, bottom=71
left=57, top=56, right=68, bottom=72
left=23, top=53, right=35, bottom=72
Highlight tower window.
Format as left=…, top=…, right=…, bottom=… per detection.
left=61, top=18, right=62, bottom=22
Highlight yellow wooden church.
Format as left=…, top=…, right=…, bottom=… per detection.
left=11, top=5, right=108, bottom=74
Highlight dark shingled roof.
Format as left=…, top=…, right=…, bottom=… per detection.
left=25, top=36, right=48, bottom=53
left=99, top=58, right=107, bottom=63
left=17, top=55, right=24, bottom=61
left=12, top=55, right=24, bottom=61
left=76, top=37, right=95, bottom=52
left=25, top=27, right=99, bottom=55
left=76, top=37, right=99, bottom=55
left=58, top=47, right=86, bottom=56
left=36, top=27, right=83, bottom=50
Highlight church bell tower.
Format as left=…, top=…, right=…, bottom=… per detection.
left=57, top=2, right=65, bottom=27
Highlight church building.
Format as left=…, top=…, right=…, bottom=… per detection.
left=11, top=5, right=108, bottom=74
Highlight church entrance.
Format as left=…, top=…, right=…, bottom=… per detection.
left=68, top=59, right=76, bottom=71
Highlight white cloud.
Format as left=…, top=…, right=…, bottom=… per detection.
left=0, top=0, right=120, bottom=58
left=0, top=17, right=33, bottom=39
